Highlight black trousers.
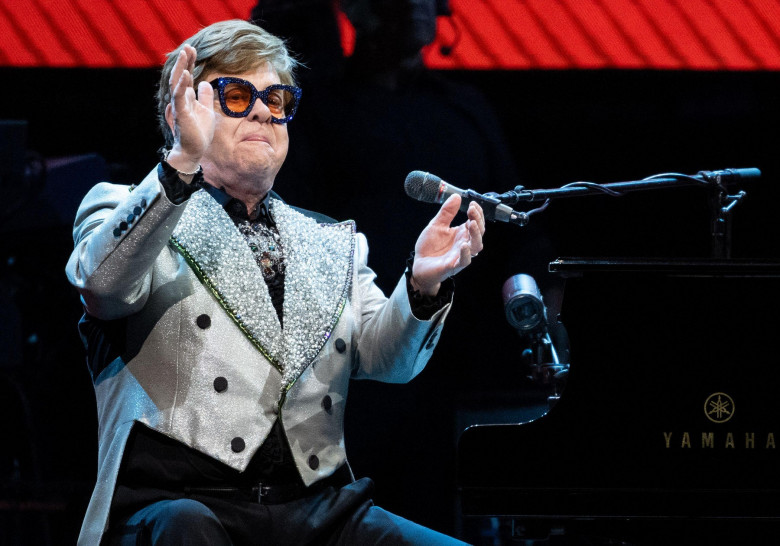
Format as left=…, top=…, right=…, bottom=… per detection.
left=107, top=477, right=468, bottom=545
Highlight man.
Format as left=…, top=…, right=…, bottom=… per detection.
left=66, top=19, right=484, bottom=545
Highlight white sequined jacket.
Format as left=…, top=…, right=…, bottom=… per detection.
left=65, top=167, right=451, bottom=545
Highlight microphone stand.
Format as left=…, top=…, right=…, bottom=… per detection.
left=491, top=168, right=759, bottom=259
left=521, top=330, right=569, bottom=410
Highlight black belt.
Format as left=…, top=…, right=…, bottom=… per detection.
left=183, top=464, right=353, bottom=505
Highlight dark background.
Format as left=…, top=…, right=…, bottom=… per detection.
left=1, top=58, right=779, bottom=544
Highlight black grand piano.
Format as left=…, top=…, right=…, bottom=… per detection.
left=457, top=258, right=780, bottom=545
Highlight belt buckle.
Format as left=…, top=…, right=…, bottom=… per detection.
left=257, top=484, right=272, bottom=503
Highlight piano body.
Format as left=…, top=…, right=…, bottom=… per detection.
left=458, top=259, right=780, bottom=545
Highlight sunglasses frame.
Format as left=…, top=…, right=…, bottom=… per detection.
left=209, top=77, right=301, bottom=124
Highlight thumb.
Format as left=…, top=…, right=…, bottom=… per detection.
left=430, top=194, right=462, bottom=227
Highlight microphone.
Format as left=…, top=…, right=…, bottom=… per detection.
left=697, top=168, right=761, bottom=184
left=404, top=171, right=527, bottom=225
left=502, top=274, right=547, bottom=334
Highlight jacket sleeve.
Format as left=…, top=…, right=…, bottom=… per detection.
left=350, top=233, right=452, bottom=383
left=65, top=167, right=189, bottom=320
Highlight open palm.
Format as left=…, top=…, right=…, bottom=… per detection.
left=412, top=195, right=485, bottom=296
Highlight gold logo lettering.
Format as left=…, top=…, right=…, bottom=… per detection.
left=662, top=393, right=777, bottom=450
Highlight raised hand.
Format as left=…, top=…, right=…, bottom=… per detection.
left=164, top=45, right=215, bottom=177
left=411, top=195, right=486, bottom=296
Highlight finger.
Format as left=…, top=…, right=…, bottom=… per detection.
left=468, top=219, right=484, bottom=255
left=172, top=70, right=191, bottom=104
left=467, top=201, right=486, bottom=235
left=171, top=72, right=198, bottom=128
left=196, top=80, right=214, bottom=110
left=456, top=241, right=471, bottom=270
left=183, top=44, right=197, bottom=73
left=169, top=49, right=189, bottom=90
left=431, top=193, right=462, bottom=227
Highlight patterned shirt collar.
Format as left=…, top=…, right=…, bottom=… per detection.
left=201, top=183, right=273, bottom=224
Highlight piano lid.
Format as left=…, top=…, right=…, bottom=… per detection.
left=549, top=257, right=780, bottom=277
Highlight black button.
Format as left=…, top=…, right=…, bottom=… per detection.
left=231, top=437, right=245, bottom=453
left=322, top=395, right=332, bottom=412
left=308, top=455, right=319, bottom=470
left=126, top=213, right=135, bottom=224
left=214, top=377, right=228, bottom=393
left=119, top=221, right=128, bottom=231
left=133, top=206, right=143, bottom=216
left=196, top=314, right=211, bottom=329
left=334, top=338, right=347, bottom=353
left=140, top=198, right=148, bottom=208
left=113, top=227, right=122, bottom=237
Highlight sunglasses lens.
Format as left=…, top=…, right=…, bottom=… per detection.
left=222, top=82, right=253, bottom=114
left=266, top=88, right=297, bottom=119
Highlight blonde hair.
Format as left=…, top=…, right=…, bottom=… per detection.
left=157, top=20, right=298, bottom=146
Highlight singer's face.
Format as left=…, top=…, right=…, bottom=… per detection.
left=200, top=63, right=289, bottom=197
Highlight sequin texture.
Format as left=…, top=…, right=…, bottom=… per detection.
left=170, top=190, right=355, bottom=389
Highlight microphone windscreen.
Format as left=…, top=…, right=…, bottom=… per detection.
left=404, top=171, right=442, bottom=203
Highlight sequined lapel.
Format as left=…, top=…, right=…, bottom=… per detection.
left=170, top=190, right=356, bottom=387
left=171, top=190, right=284, bottom=369
left=270, top=198, right=355, bottom=387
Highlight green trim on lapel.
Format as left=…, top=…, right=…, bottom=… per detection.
left=168, top=190, right=357, bottom=388
left=169, top=237, right=283, bottom=373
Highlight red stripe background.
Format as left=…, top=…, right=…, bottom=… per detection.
left=2, top=0, right=780, bottom=70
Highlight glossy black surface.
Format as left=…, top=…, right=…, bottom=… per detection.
left=458, top=260, right=780, bottom=541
